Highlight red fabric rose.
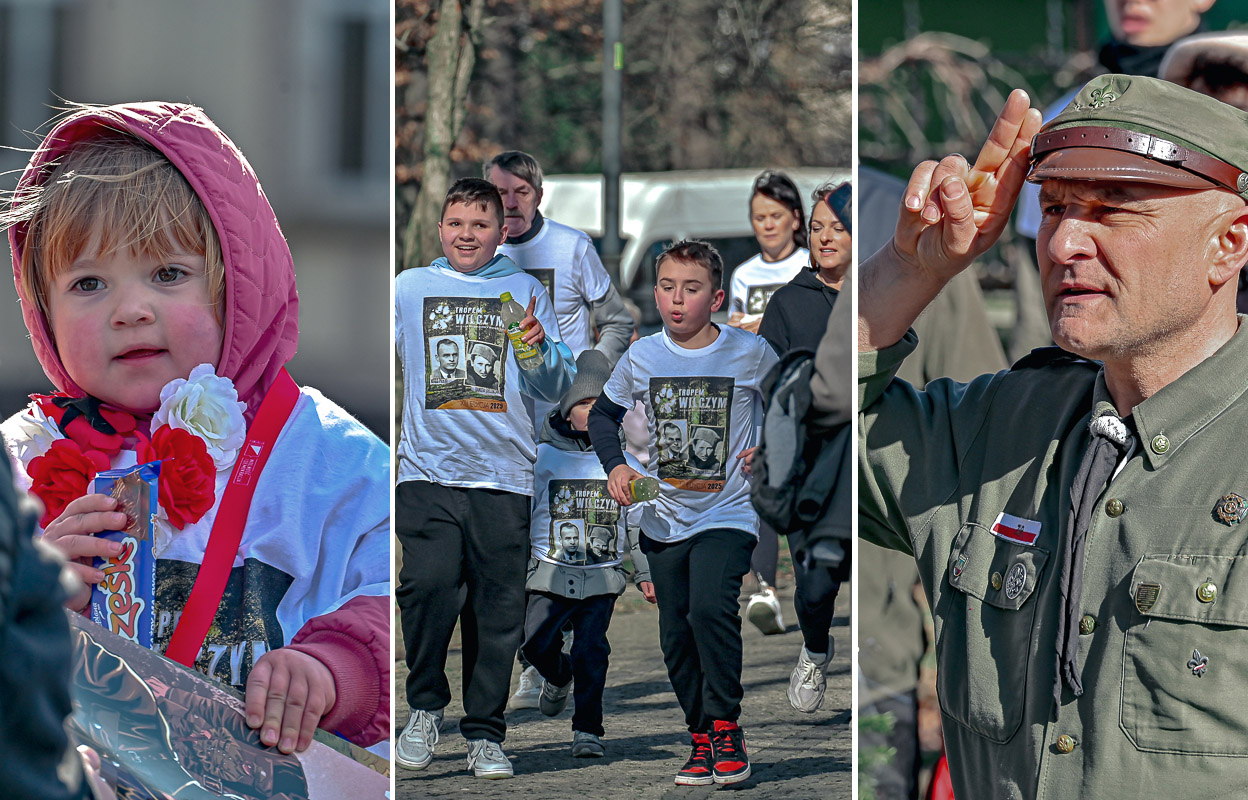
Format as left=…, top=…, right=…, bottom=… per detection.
left=27, top=439, right=110, bottom=528
left=139, top=426, right=216, bottom=529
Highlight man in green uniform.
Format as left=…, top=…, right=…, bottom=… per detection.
left=857, top=75, right=1248, bottom=798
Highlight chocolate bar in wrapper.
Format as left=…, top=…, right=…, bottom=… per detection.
left=89, top=461, right=160, bottom=648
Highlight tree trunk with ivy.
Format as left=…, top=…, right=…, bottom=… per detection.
left=402, top=0, right=483, bottom=272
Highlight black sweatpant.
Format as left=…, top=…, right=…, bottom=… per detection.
left=792, top=550, right=847, bottom=656
left=641, top=528, right=755, bottom=733
left=521, top=592, right=615, bottom=737
left=749, top=520, right=781, bottom=587
left=396, top=480, right=529, bottom=742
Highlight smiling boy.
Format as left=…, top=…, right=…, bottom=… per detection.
left=394, top=177, right=576, bottom=779
left=587, top=240, right=778, bottom=786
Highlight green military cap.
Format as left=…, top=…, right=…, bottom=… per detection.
left=1028, top=74, right=1248, bottom=199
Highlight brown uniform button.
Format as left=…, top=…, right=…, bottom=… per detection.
left=1056, top=734, right=1076, bottom=753
left=1197, top=582, right=1218, bottom=603
left=1105, top=498, right=1124, bottom=517
left=1079, top=615, right=1096, bottom=635
left=991, top=572, right=1003, bottom=590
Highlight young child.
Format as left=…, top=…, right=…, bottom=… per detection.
left=394, top=177, right=575, bottom=779
left=0, top=103, right=390, bottom=754
left=521, top=348, right=655, bottom=758
left=587, top=240, right=779, bottom=786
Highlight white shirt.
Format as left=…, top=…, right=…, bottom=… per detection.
left=728, top=248, right=810, bottom=317
left=603, top=326, right=778, bottom=542
left=531, top=446, right=644, bottom=566
left=499, top=218, right=613, bottom=356
left=394, top=263, right=561, bottom=494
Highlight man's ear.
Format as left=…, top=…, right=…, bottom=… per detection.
left=1209, top=202, right=1248, bottom=289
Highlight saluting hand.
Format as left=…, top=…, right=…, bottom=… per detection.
left=895, top=88, right=1042, bottom=284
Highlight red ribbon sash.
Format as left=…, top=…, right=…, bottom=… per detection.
left=164, top=369, right=300, bottom=667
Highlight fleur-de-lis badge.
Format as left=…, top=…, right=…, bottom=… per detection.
left=1088, top=88, right=1118, bottom=109
left=1188, top=648, right=1208, bottom=677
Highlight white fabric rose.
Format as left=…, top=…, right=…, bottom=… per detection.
left=9, top=403, right=63, bottom=467
left=153, top=364, right=247, bottom=471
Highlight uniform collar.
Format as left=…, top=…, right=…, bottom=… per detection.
left=1104, top=317, right=1248, bottom=469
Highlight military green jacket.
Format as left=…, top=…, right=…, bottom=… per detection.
left=860, top=323, right=1248, bottom=800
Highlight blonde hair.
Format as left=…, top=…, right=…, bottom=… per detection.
left=6, top=131, right=224, bottom=321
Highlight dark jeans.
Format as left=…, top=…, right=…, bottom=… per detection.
left=641, top=528, right=755, bottom=732
left=396, top=480, right=529, bottom=742
left=792, top=549, right=844, bottom=656
left=521, top=592, right=615, bottom=737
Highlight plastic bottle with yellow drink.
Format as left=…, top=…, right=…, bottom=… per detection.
left=500, top=291, right=543, bottom=370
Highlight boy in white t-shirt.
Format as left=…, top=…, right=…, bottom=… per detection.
left=520, top=348, right=654, bottom=759
left=587, top=240, right=778, bottom=786
left=394, top=178, right=576, bottom=779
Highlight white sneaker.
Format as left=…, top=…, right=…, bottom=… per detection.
left=508, top=665, right=543, bottom=710
left=746, top=587, right=785, bottom=635
left=467, top=738, right=515, bottom=779
left=787, top=644, right=831, bottom=713
left=395, top=707, right=441, bottom=770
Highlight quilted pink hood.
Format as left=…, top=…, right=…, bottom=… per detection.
left=9, top=102, right=299, bottom=419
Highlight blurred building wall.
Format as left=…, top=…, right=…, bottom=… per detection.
left=0, top=0, right=390, bottom=437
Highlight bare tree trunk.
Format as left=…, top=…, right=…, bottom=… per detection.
left=402, top=0, right=484, bottom=272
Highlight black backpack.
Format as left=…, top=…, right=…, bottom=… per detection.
left=751, top=349, right=844, bottom=538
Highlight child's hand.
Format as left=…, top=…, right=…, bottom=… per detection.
left=737, top=447, right=758, bottom=477
left=41, top=494, right=129, bottom=611
left=608, top=464, right=643, bottom=506
left=245, top=648, right=337, bottom=754
left=639, top=581, right=657, bottom=604
left=521, top=295, right=546, bottom=348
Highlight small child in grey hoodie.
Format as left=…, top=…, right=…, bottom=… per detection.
left=520, top=349, right=654, bottom=757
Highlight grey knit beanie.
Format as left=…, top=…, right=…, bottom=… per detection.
left=560, top=349, right=613, bottom=419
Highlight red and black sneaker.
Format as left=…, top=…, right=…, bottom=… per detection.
left=674, top=733, right=715, bottom=785
left=711, top=720, right=751, bottom=784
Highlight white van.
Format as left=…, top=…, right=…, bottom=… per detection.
left=538, top=168, right=849, bottom=332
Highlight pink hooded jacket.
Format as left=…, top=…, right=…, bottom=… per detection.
left=9, top=103, right=388, bottom=746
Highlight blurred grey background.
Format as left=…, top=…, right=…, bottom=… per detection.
left=0, top=0, right=390, bottom=438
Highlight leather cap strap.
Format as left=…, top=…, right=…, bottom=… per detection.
left=1032, top=125, right=1246, bottom=193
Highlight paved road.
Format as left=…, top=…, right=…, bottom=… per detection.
left=394, top=580, right=851, bottom=799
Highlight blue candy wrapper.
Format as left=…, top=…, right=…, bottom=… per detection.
left=89, top=461, right=160, bottom=648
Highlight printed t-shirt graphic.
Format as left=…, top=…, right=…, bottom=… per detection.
left=153, top=559, right=295, bottom=691
left=745, top=283, right=786, bottom=315
left=423, top=297, right=508, bottom=410
left=650, top=376, right=733, bottom=492
left=547, top=480, right=622, bottom=565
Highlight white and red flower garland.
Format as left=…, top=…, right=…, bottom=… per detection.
left=12, top=364, right=247, bottom=538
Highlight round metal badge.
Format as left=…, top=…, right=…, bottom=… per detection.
left=1004, top=562, right=1027, bottom=600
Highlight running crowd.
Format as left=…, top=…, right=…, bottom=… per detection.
left=394, top=155, right=850, bottom=785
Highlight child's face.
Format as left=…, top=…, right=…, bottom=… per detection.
left=567, top=396, right=596, bottom=432
left=654, top=257, right=724, bottom=341
left=46, top=242, right=223, bottom=413
left=439, top=201, right=507, bottom=273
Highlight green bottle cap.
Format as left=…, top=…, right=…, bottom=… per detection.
left=500, top=291, right=513, bottom=302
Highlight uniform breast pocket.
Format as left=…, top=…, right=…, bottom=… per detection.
left=935, top=522, right=1050, bottom=744
left=1123, top=554, right=1248, bottom=756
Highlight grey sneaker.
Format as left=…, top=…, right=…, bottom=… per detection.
left=395, top=707, right=442, bottom=770
left=746, top=587, right=785, bottom=635
left=571, top=730, right=606, bottom=758
left=540, top=676, right=572, bottom=716
left=509, top=665, right=544, bottom=711
left=787, top=643, right=831, bottom=713
left=466, top=738, right=514, bottom=779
